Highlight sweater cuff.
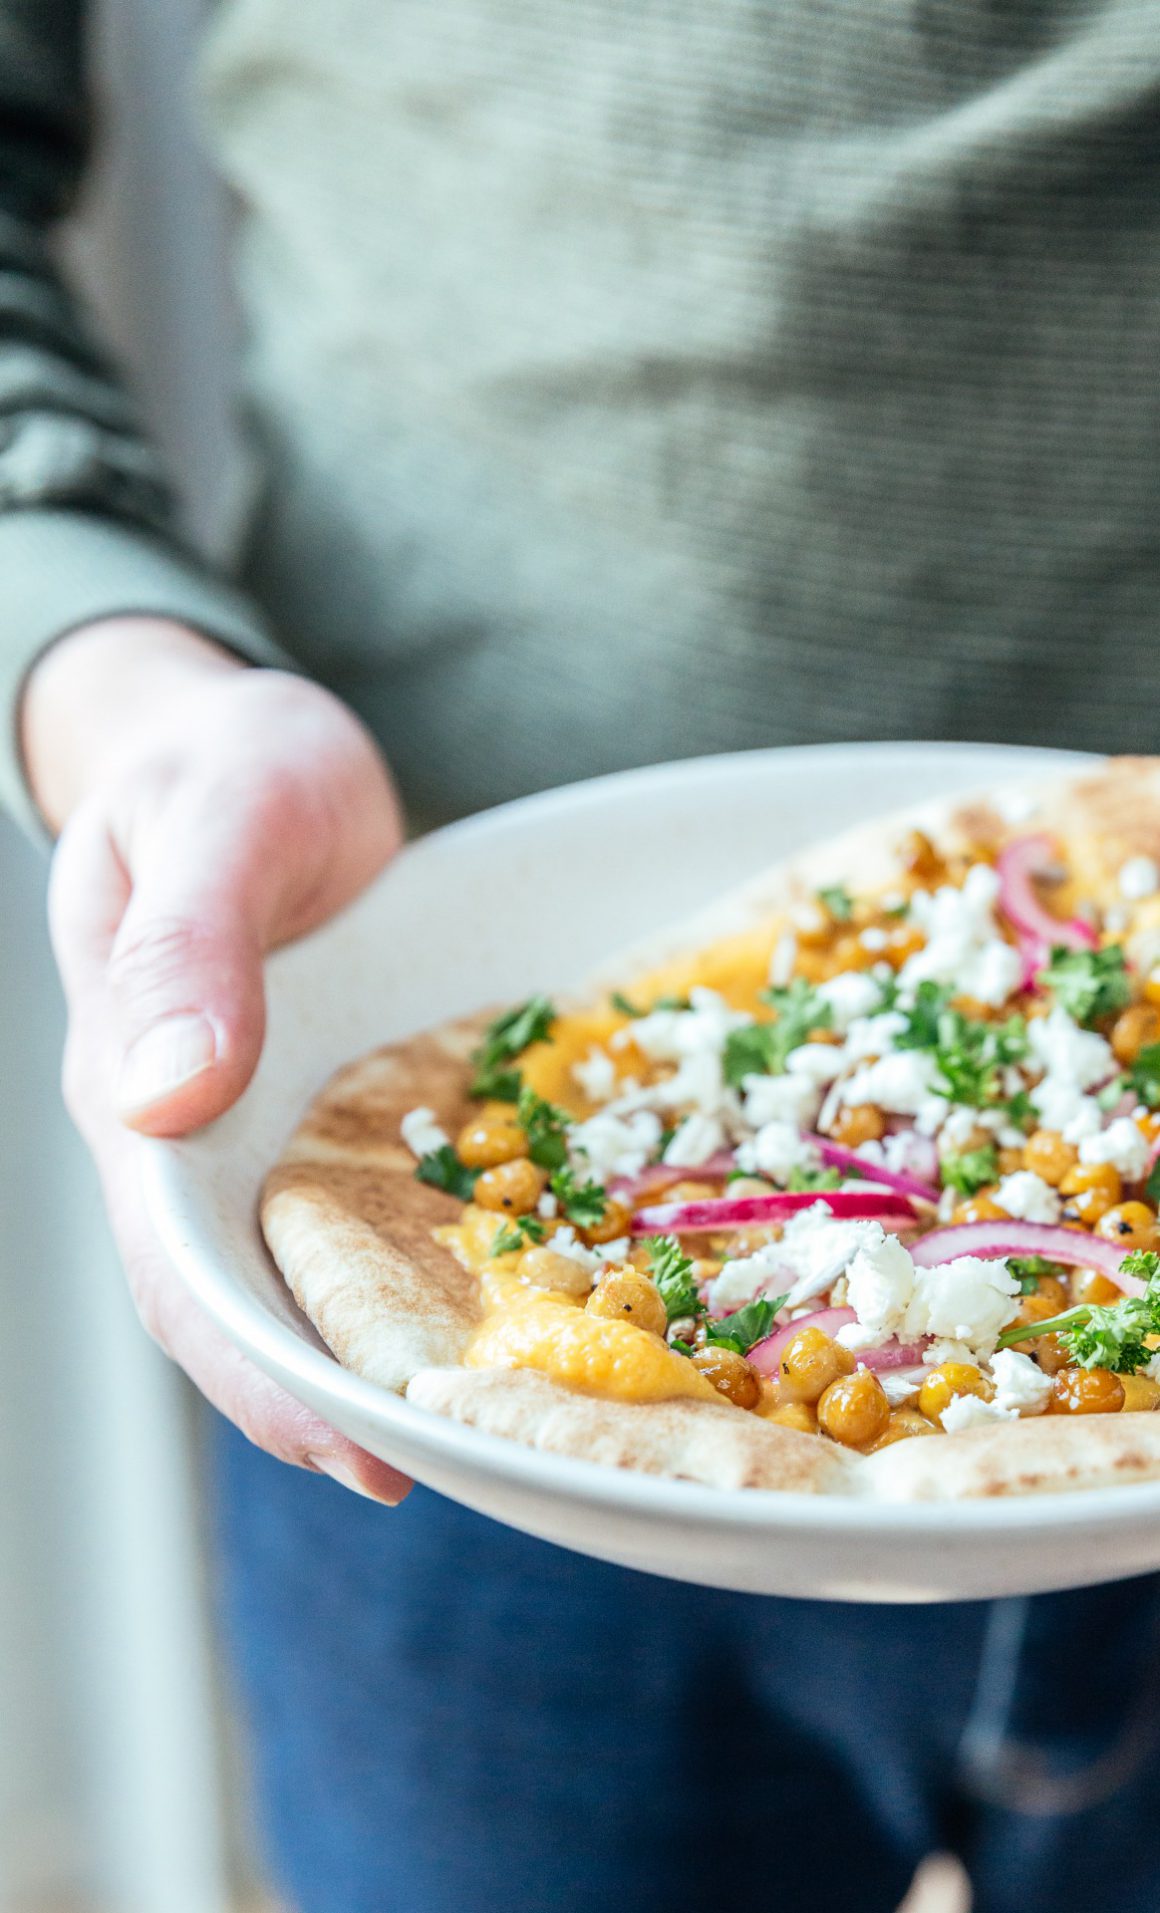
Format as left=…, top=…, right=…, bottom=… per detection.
left=0, top=508, right=293, bottom=844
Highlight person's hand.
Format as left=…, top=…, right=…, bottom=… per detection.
left=23, top=616, right=412, bottom=1501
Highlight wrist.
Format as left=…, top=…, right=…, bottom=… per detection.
left=21, top=616, right=244, bottom=834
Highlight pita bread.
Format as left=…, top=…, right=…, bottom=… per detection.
left=262, top=756, right=1160, bottom=1500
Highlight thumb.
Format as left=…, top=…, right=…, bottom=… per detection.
left=51, top=793, right=272, bottom=1138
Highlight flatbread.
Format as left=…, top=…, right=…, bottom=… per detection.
left=261, top=756, right=1160, bottom=1499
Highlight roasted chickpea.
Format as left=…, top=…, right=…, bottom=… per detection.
left=691, top=1345, right=762, bottom=1410
left=778, top=1325, right=856, bottom=1404
left=580, top=1197, right=633, bottom=1245
left=866, top=1408, right=938, bottom=1451
left=1120, top=1373, right=1160, bottom=1413
left=661, top=1179, right=719, bottom=1204
left=900, top=828, right=943, bottom=881
left=1059, top=1161, right=1122, bottom=1224
left=940, top=1123, right=993, bottom=1158
left=1023, top=1129, right=1079, bottom=1187
left=918, top=1362, right=991, bottom=1424
left=765, top=1400, right=818, bottom=1435
left=817, top=1369, right=891, bottom=1448
left=1111, top=1003, right=1160, bottom=1065
left=1094, top=1202, right=1160, bottom=1251
left=586, top=1269, right=668, bottom=1337
left=831, top=1105, right=887, bottom=1148
left=1070, top=1268, right=1125, bottom=1307
left=473, top=1158, right=548, bottom=1214
left=997, top=1146, right=1026, bottom=1176
left=457, top=1111, right=528, bottom=1169
left=1032, top=1331, right=1072, bottom=1377
left=951, top=1194, right=1008, bottom=1225
left=518, top=1246, right=593, bottom=1297
left=1051, top=1367, right=1126, bottom=1415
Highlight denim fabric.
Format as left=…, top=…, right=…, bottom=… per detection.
left=212, top=1417, right=1160, bottom=1913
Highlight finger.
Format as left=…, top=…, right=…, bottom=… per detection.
left=100, top=1142, right=411, bottom=1503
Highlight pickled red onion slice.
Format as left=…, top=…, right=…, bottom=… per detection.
left=808, top=1135, right=939, bottom=1204
left=748, top=1307, right=856, bottom=1375
left=996, top=833, right=1098, bottom=978
left=630, top=1189, right=915, bottom=1235
left=908, top=1220, right=1144, bottom=1294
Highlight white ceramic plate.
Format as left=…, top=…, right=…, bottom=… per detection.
left=145, top=741, right=1160, bottom=1603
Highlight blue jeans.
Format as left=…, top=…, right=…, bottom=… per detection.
left=212, top=1417, right=1160, bottom=1913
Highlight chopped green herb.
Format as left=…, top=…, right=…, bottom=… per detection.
left=516, top=1086, right=572, bottom=1171
left=817, top=884, right=853, bottom=922
left=1008, top=1255, right=1068, bottom=1295
left=1037, top=944, right=1131, bottom=1025
left=644, top=1235, right=704, bottom=1323
left=1129, top=1043, right=1160, bottom=1112
left=999, top=1251, right=1160, bottom=1372
left=730, top=979, right=832, bottom=1086
left=893, top=981, right=952, bottom=1052
left=490, top=1214, right=546, bottom=1256
left=786, top=1163, right=843, bottom=1193
left=415, top=1145, right=479, bottom=1201
left=610, top=990, right=642, bottom=1017
left=657, top=1126, right=677, bottom=1157
left=884, top=898, right=911, bottom=920
left=669, top=1339, right=695, bottom=1358
left=939, top=1143, right=999, bottom=1198
left=471, top=996, right=557, bottom=1099
left=704, top=1293, right=787, bottom=1356
left=1098, top=1073, right=1130, bottom=1112
left=549, top=1166, right=607, bottom=1228
left=610, top=989, right=692, bottom=1018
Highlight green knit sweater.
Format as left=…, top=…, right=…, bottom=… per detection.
left=2, top=1, right=1159, bottom=836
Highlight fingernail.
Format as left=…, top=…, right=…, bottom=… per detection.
left=307, top=1454, right=405, bottom=1505
left=117, top=1013, right=218, bottom=1115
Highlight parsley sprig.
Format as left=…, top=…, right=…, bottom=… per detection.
left=940, top=1143, right=999, bottom=1197
left=516, top=1086, right=572, bottom=1170
left=723, top=979, right=832, bottom=1087
left=548, top=1166, right=608, bottom=1228
left=998, top=1251, right=1160, bottom=1373
left=817, top=884, right=853, bottom=922
left=610, top=990, right=692, bottom=1017
left=490, top=1214, right=546, bottom=1256
left=894, top=982, right=1029, bottom=1119
left=704, top=1294, right=787, bottom=1356
left=415, top=1145, right=479, bottom=1200
left=1036, top=945, right=1131, bottom=1026
left=644, top=1235, right=703, bottom=1323
left=470, top=997, right=557, bottom=1100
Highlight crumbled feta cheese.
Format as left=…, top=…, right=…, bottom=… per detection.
left=880, top=1368, right=926, bottom=1405
left=1120, top=855, right=1160, bottom=901
left=843, top=1011, right=909, bottom=1062
left=940, top=1393, right=1013, bottom=1433
left=627, top=987, right=748, bottom=1065
left=742, top=1072, right=823, bottom=1130
left=714, top=1205, right=885, bottom=1311
left=547, top=1226, right=602, bottom=1273
left=840, top=1049, right=941, bottom=1119
left=785, top=1042, right=848, bottom=1084
left=860, top=926, right=889, bottom=952
left=837, top=1232, right=916, bottom=1346
left=594, top=1237, right=631, bottom=1264
left=400, top=1106, right=450, bottom=1159
left=898, top=864, right=1023, bottom=1008
left=708, top=1242, right=794, bottom=1313
left=924, top=1338, right=976, bottom=1367
left=663, top=1112, right=727, bottom=1168
left=995, top=1170, right=1061, bottom=1224
left=1032, top=1083, right=1105, bottom=1143
left=1079, top=1116, right=1149, bottom=1182
left=572, top=1045, right=617, bottom=1103
left=537, top=1190, right=559, bottom=1220
left=735, top=1120, right=817, bottom=1183
left=570, top=1108, right=662, bottom=1180
left=768, top=930, right=797, bottom=988
left=815, top=970, right=884, bottom=1034
left=904, top=1255, right=1020, bottom=1358
left=1027, top=1007, right=1115, bottom=1091
left=989, top=1348, right=1053, bottom=1416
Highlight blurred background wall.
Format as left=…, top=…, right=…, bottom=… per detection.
left=0, top=1, right=251, bottom=1907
